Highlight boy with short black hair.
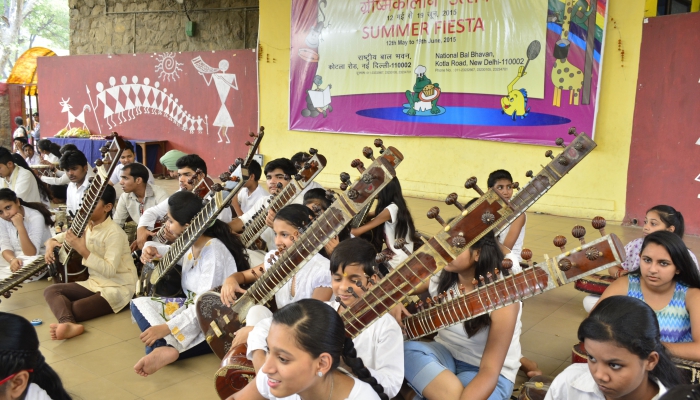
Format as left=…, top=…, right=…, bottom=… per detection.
left=231, top=159, right=268, bottom=216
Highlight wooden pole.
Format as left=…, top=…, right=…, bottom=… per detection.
left=582, top=0, right=597, bottom=105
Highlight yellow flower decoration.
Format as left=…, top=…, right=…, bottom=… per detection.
left=177, top=333, right=185, bottom=342
left=187, top=253, right=193, bottom=260
left=164, top=302, right=180, bottom=316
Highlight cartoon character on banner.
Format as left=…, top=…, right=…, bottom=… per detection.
left=297, top=0, right=327, bottom=62
left=302, top=75, right=333, bottom=118
left=59, top=98, right=91, bottom=131
left=192, top=56, right=237, bottom=144
left=404, top=65, right=444, bottom=116
left=551, top=0, right=584, bottom=107
left=501, top=40, right=540, bottom=121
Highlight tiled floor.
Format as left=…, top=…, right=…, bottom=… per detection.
left=3, top=182, right=699, bottom=399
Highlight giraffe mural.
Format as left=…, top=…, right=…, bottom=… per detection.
left=551, top=0, right=585, bottom=107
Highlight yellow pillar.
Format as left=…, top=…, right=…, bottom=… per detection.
left=644, top=0, right=657, bottom=16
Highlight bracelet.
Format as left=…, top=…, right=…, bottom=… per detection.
left=9, top=257, right=16, bottom=263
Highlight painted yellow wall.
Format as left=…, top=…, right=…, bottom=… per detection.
left=258, top=0, right=644, bottom=221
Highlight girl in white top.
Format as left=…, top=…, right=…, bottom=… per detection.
left=350, top=178, right=416, bottom=270
left=546, top=296, right=680, bottom=400
left=132, top=191, right=250, bottom=377
left=221, top=204, right=333, bottom=347
left=246, top=238, right=404, bottom=398
left=232, top=299, right=385, bottom=400
left=401, top=231, right=522, bottom=400
left=0, top=189, right=52, bottom=279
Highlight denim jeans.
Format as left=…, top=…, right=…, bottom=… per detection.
left=131, top=305, right=212, bottom=359
left=404, top=340, right=514, bottom=400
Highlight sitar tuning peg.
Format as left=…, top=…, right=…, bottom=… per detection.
left=211, top=183, right=224, bottom=192
left=464, top=177, right=484, bottom=196
left=295, top=174, right=302, bottom=180
left=376, top=253, right=387, bottom=264
left=95, top=159, right=104, bottom=167
left=521, top=249, right=533, bottom=267
left=486, top=272, right=493, bottom=283
left=512, top=182, right=520, bottom=191
left=325, top=190, right=336, bottom=200
left=572, top=225, right=586, bottom=244
left=336, top=296, right=348, bottom=308
left=347, top=287, right=359, bottom=298
left=592, top=216, right=607, bottom=236
left=249, top=130, right=258, bottom=138
left=362, top=146, right=375, bottom=161
left=445, top=193, right=464, bottom=211
left=426, top=206, right=446, bottom=227
left=558, top=258, right=574, bottom=271
left=553, top=235, right=567, bottom=252
left=459, top=284, right=466, bottom=295
left=374, top=138, right=386, bottom=153
left=394, top=238, right=411, bottom=255
left=219, top=172, right=231, bottom=181
left=555, top=138, right=566, bottom=148
left=501, top=258, right=513, bottom=271
left=568, top=127, right=579, bottom=137
left=294, top=162, right=302, bottom=171
left=351, top=159, right=365, bottom=174
left=525, top=170, right=533, bottom=178
left=234, top=157, right=244, bottom=166
left=99, top=146, right=109, bottom=154
left=308, top=148, right=318, bottom=156
left=545, top=150, right=555, bottom=160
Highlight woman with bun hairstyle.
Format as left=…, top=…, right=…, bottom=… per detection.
left=0, top=312, right=71, bottom=400
left=232, top=298, right=387, bottom=400
left=546, top=296, right=681, bottom=399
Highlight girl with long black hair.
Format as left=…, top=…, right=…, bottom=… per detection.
left=132, top=190, right=250, bottom=377
left=546, top=296, right=681, bottom=399
left=400, top=230, right=523, bottom=400
left=232, top=298, right=386, bottom=400
left=9, top=154, right=52, bottom=206
left=0, top=189, right=52, bottom=280
left=597, top=231, right=700, bottom=361
left=350, top=178, right=416, bottom=269
left=0, top=312, right=71, bottom=400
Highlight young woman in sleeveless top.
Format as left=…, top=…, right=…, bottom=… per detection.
left=597, top=231, right=700, bottom=361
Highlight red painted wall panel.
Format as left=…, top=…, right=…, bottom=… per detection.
left=626, top=13, right=700, bottom=235
left=36, top=50, right=258, bottom=176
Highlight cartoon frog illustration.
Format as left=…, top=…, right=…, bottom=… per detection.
left=405, top=65, right=441, bottom=116
left=501, top=66, right=530, bottom=120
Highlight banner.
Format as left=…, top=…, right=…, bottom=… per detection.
left=289, top=0, right=607, bottom=145
left=37, top=50, right=258, bottom=175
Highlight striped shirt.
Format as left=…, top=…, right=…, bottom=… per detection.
left=627, top=274, right=692, bottom=343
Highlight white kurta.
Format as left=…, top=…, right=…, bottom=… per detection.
left=130, top=238, right=239, bottom=352
left=263, top=250, right=331, bottom=309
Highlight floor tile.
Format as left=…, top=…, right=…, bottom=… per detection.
left=142, top=374, right=219, bottom=399
left=51, top=359, right=100, bottom=388
left=521, top=350, right=570, bottom=376
left=529, top=315, right=581, bottom=342
left=176, top=352, right=222, bottom=376
left=520, top=330, right=577, bottom=362
left=67, top=378, right=141, bottom=400
left=70, top=341, right=148, bottom=376
left=40, top=327, right=123, bottom=358
left=104, top=364, right=199, bottom=397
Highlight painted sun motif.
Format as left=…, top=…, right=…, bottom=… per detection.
left=155, top=52, right=184, bottom=82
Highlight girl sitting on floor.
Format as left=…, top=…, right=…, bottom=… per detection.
left=220, top=204, right=333, bottom=347
left=0, top=312, right=71, bottom=400
left=545, top=296, right=681, bottom=399
left=350, top=178, right=416, bottom=271
left=597, top=231, right=700, bottom=361
left=231, top=298, right=387, bottom=400
left=43, top=185, right=137, bottom=340
left=132, top=191, right=250, bottom=377
left=400, top=231, right=522, bottom=400
left=0, top=188, right=52, bottom=281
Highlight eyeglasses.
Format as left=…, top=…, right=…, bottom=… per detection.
left=0, top=369, right=33, bottom=385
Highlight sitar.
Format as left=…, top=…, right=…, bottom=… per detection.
left=340, top=129, right=596, bottom=338
left=196, top=143, right=404, bottom=359
left=240, top=149, right=326, bottom=249
left=135, top=128, right=265, bottom=297
left=48, top=133, right=126, bottom=283
left=401, top=228, right=625, bottom=340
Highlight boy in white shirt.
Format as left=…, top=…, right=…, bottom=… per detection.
left=231, top=159, right=268, bottom=215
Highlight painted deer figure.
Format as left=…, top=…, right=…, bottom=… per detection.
left=60, top=98, right=91, bottom=130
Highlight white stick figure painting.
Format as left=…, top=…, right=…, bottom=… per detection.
left=192, top=56, right=238, bottom=144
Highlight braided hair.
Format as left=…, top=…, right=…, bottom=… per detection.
left=436, top=230, right=506, bottom=337
left=272, top=299, right=388, bottom=400
left=0, top=312, right=71, bottom=399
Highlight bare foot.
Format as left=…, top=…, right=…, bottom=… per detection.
left=49, top=323, right=58, bottom=340
left=55, top=322, right=84, bottom=340
left=134, top=346, right=179, bottom=377
left=520, top=356, right=542, bottom=378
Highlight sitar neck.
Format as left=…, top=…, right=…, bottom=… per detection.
left=241, top=183, right=299, bottom=247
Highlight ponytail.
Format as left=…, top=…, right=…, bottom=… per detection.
left=203, top=220, right=250, bottom=271
left=342, top=337, right=388, bottom=400
left=648, top=205, right=685, bottom=238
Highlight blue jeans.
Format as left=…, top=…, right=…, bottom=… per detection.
left=131, top=305, right=212, bottom=359
left=404, top=341, right=514, bottom=400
